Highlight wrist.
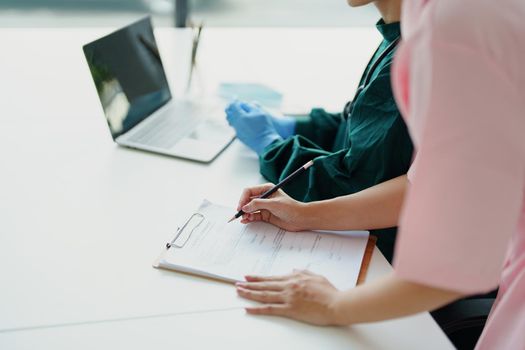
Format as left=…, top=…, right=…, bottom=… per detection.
left=300, top=201, right=326, bottom=231
left=298, top=202, right=314, bottom=230
left=329, top=290, right=352, bottom=326
left=255, top=133, right=282, bottom=155
left=271, top=115, right=296, bottom=139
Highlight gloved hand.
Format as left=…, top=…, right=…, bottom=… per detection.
left=242, top=101, right=296, bottom=138
left=225, top=100, right=284, bottom=155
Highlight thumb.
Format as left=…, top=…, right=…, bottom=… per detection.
left=239, top=101, right=254, bottom=113
left=250, top=101, right=268, bottom=114
left=242, top=198, right=277, bottom=213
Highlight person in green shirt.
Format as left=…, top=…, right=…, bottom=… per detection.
left=225, top=0, right=412, bottom=262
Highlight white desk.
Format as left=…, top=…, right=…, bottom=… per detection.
left=0, top=27, right=453, bottom=349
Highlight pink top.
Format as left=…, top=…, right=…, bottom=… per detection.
left=392, top=0, right=525, bottom=349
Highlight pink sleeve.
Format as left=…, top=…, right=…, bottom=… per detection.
left=394, top=40, right=525, bottom=294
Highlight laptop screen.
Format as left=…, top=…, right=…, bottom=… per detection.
left=83, top=17, right=171, bottom=139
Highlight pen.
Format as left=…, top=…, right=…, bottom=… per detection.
left=186, top=22, right=203, bottom=91
left=228, top=160, right=314, bottom=223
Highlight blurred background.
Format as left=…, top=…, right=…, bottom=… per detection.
left=0, top=0, right=378, bottom=27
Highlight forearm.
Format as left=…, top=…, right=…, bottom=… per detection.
left=332, top=273, right=464, bottom=325
left=302, top=175, right=408, bottom=231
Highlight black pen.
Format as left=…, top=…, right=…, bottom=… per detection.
left=186, top=22, right=203, bottom=91
left=228, top=160, right=314, bottom=223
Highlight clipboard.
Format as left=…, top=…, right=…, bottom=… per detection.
left=154, top=202, right=376, bottom=289
left=357, top=235, right=377, bottom=285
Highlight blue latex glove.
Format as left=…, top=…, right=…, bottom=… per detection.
left=225, top=101, right=282, bottom=155
left=270, top=114, right=296, bottom=139
left=247, top=101, right=296, bottom=138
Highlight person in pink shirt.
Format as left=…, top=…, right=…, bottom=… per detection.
left=233, top=0, right=525, bottom=348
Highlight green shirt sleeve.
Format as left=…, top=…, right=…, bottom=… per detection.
left=260, top=112, right=412, bottom=202
left=293, top=109, right=342, bottom=150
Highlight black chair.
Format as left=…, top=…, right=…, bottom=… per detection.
left=431, top=290, right=498, bottom=350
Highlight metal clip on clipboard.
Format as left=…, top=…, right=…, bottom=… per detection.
left=165, top=213, right=205, bottom=249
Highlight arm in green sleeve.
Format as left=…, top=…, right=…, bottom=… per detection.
left=293, top=108, right=342, bottom=150
left=258, top=135, right=332, bottom=186
left=261, top=112, right=412, bottom=203
left=261, top=62, right=413, bottom=203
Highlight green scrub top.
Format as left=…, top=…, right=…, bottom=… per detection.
left=259, top=20, right=413, bottom=262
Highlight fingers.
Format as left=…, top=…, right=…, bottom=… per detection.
left=225, top=99, right=241, bottom=113
left=237, top=183, right=275, bottom=211
left=225, top=106, right=237, bottom=126
left=235, top=281, right=285, bottom=291
left=240, top=210, right=289, bottom=230
left=236, top=287, right=286, bottom=304
left=240, top=211, right=261, bottom=224
left=239, top=101, right=256, bottom=113
left=244, top=271, right=313, bottom=284
left=225, top=100, right=246, bottom=125
left=245, top=304, right=289, bottom=317
left=241, top=211, right=264, bottom=223
left=242, top=198, right=277, bottom=214
left=225, top=100, right=254, bottom=116
left=240, top=189, right=291, bottom=213
left=244, top=273, right=294, bottom=282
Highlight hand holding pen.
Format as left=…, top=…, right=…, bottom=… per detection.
left=228, top=160, right=314, bottom=231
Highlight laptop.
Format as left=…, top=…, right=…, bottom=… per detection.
left=83, top=17, right=235, bottom=163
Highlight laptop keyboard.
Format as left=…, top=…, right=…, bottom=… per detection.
left=127, top=103, right=204, bottom=149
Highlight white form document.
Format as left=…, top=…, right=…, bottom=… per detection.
left=155, top=200, right=370, bottom=290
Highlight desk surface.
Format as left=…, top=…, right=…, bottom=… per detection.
left=0, top=27, right=453, bottom=349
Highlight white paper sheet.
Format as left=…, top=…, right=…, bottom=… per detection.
left=158, top=200, right=369, bottom=290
